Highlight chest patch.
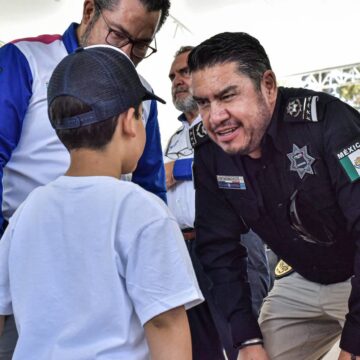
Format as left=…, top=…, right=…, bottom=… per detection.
left=336, top=140, right=360, bottom=182
left=287, top=144, right=315, bottom=179
left=285, top=96, right=319, bottom=122
left=217, top=175, right=246, bottom=190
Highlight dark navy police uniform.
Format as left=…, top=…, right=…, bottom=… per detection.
left=193, top=87, right=360, bottom=356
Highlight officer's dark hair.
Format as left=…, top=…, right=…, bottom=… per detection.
left=49, top=95, right=141, bottom=151
left=174, top=45, right=194, bottom=58
left=94, top=0, right=171, bottom=31
left=188, top=32, right=272, bottom=90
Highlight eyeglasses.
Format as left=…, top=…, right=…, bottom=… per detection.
left=96, top=4, right=157, bottom=60
left=165, top=147, right=193, bottom=160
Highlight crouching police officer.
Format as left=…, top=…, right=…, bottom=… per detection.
left=189, top=32, right=360, bottom=360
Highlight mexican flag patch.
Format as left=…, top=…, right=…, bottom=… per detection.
left=336, top=140, right=360, bottom=182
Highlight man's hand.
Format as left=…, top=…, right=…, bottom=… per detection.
left=237, top=345, right=270, bottom=360
left=165, top=161, right=176, bottom=189
left=338, top=350, right=359, bottom=359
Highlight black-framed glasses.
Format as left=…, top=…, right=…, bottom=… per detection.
left=165, top=147, right=194, bottom=160
left=96, top=4, right=157, bottom=59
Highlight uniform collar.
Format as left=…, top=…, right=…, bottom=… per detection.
left=177, top=113, right=188, bottom=123
left=62, top=23, right=80, bottom=55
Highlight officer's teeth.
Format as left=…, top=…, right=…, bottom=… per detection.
left=219, top=128, right=235, bottom=135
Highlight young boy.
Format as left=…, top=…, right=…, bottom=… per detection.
left=0, top=45, right=203, bottom=360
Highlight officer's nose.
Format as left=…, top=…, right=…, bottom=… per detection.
left=209, top=102, right=228, bottom=126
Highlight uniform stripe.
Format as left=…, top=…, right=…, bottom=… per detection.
left=11, top=34, right=61, bottom=45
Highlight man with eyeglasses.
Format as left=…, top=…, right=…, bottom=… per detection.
left=0, top=0, right=170, bottom=358
left=164, top=46, right=270, bottom=360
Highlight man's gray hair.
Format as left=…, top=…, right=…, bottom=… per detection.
left=174, top=45, right=194, bottom=58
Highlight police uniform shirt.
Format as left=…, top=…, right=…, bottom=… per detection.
left=193, top=87, right=360, bottom=353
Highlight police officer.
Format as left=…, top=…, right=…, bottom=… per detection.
left=188, top=32, right=360, bottom=360
left=165, top=45, right=270, bottom=360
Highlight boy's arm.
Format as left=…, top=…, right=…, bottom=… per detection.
left=0, top=315, right=4, bottom=336
left=144, top=306, right=191, bottom=360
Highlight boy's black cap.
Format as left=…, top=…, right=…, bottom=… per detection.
left=48, top=45, right=165, bottom=130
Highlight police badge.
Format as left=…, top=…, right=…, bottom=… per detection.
left=287, top=144, right=315, bottom=179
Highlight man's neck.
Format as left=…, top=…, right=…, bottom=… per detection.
left=184, top=110, right=199, bottom=125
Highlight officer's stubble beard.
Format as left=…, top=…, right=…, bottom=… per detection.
left=210, top=92, right=272, bottom=157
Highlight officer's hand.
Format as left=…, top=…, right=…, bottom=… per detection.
left=237, top=344, right=270, bottom=360
left=165, top=161, right=176, bottom=190
left=338, top=350, right=359, bottom=359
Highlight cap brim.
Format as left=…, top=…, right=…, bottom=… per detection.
left=143, top=89, right=166, bottom=104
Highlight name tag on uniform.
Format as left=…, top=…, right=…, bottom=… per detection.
left=217, top=175, right=246, bottom=190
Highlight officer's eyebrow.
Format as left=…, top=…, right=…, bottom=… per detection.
left=193, top=85, right=238, bottom=103
left=214, top=85, right=238, bottom=99
left=192, top=95, right=208, bottom=103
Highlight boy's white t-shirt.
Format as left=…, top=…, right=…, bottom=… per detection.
left=0, top=176, right=203, bottom=360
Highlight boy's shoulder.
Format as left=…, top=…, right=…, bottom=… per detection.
left=121, top=181, right=170, bottom=216
left=10, top=177, right=173, bottom=228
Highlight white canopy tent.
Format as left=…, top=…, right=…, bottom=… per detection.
left=1, top=0, right=359, bottom=143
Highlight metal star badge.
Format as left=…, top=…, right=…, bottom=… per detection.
left=287, top=144, right=315, bottom=179
left=286, top=98, right=302, bottom=117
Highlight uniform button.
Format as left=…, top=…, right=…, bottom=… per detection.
left=262, top=165, right=267, bottom=170
left=277, top=203, right=283, bottom=208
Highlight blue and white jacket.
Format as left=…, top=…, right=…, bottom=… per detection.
left=0, top=23, right=166, bottom=228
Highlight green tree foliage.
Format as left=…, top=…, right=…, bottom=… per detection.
left=338, top=84, right=360, bottom=110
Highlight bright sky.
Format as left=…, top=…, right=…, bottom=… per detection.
left=1, top=0, right=359, bottom=147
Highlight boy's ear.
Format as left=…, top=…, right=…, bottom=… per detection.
left=121, top=108, right=137, bottom=138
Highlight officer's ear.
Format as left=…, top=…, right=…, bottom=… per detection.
left=261, top=70, right=277, bottom=104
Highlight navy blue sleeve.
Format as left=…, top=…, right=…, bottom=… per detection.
left=0, top=43, right=32, bottom=230
left=194, top=142, right=262, bottom=347
left=132, top=100, right=167, bottom=203
left=173, top=158, right=193, bottom=180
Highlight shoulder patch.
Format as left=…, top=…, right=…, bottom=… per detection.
left=189, top=121, right=209, bottom=148
left=284, top=95, right=323, bottom=123
left=336, top=139, right=360, bottom=182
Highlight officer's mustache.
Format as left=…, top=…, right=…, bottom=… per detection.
left=210, top=119, right=242, bottom=133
